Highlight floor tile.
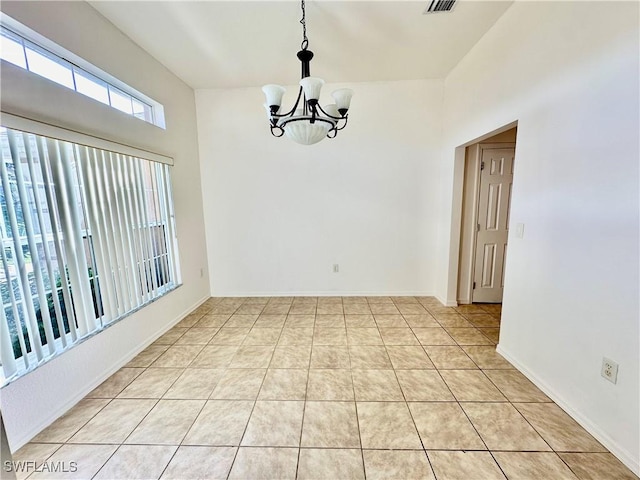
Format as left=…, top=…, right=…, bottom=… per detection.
left=28, top=444, right=118, bottom=480
left=225, top=314, right=258, bottom=328
left=117, top=368, right=183, bottom=398
left=403, top=314, right=439, bottom=328
left=479, top=327, right=500, bottom=343
left=461, top=402, right=551, bottom=451
left=236, top=304, right=266, bottom=314
left=297, top=448, right=364, bottom=480
left=352, top=369, right=404, bottom=401
left=313, top=327, right=347, bottom=345
left=357, top=401, right=422, bottom=449
left=86, top=368, right=145, bottom=398
left=241, top=400, right=304, bottom=447
left=386, top=346, right=435, bottom=369
left=126, top=344, right=169, bottom=367
left=68, top=399, right=156, bottom=444
left=31, top=398, right=109, bottom=443
left=301, top=401, right=360, bottom=448
left=270, top=345, right=312, bottom=368
left=413, top=327, right=456, bottom=346
left=345, top=314, right=376, bottom=328
left=408, top=402, right=485, bottom=450
left=161, top=445, right=237, bottom=478
left=514, top=403, right=606, bottom=452
left=558, top=453, right=639, bottom=480
left=290, top=304, right=316, bottom=315
left=493, top=452, right=579, bottom=479
left=191, top=345, right=239, bottom=367
left=465, top=313, right=501, bottom=328
left=483, top=370, right=550, bottom=402
left=349, top=346, right=393, bottom=369
left=446, top=327, right=493, bottom=345
left=315, top=314, right=346, bottom=328
left=177, top=313, right=205, bottom=327
left=432, top=313, right=472, bottom=328
left=374, top=314, right=408, bottom=328
left=306, top=369, right=354, bottom=400
left=258, top=369, right=308, bottom=400
left=396, top=370, right=454, bottom=401
left=94, top=445, right=176, bottom=479
left=195, top=314, right=231, bottom=328
left=462, top=346, right=513, bottom=369
left=151, top=345, right=204, bottom=367
left=183, top=400, right=254, bottom=446
left=229, top=345, right=275, bottom=368
left=210, top=368, right=266, bottom=400
left=344, top=304, right=372, bottom=314
left=316, top=304, right=344, bottom=315
left=125, top=399, right=204, bottom=444
left=228, top=447, right=298, bottom=480
left=278, top=328, right=314, bottom=346
left=346, top=328, right=384, bottom=345
left=12, top=443, right=63, bottom=480
left=367, top=296, right=394, bottom=304
left=310, top=345, right=350, bottom=368
left=370, top=304, right=400, bottom=315
left=427, top=451, right=505, bottom=480
left=210, top=328, right=250, bottom=345
left=175, top=327, right=218, bottom=345
left=440, top=370, right=507, bottom=402
left=284, top=315, right=315, bottom=328
left=363, top=450, right=434, bottom=480
left=263, top=304, right=292, bottom=315
left=424, top=345, right=477, bottom=369
left=397, top=304, right=429, bottom=315
left=379, top=328, right=419, bottom=345
left=163, top=368, right=224, bottom=399
left=244, top=328, right=282, bottom=345
left=254, top=314, right=287, bottom=328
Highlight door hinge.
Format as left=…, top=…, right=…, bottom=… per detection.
left=477, top=223, right=481, bottom=232
left=473, top=281, right=476, bottom=289
left=480, top=161, right=485, bottom=170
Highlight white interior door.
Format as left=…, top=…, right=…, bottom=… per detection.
left=473, top=147, right=514, bottom=303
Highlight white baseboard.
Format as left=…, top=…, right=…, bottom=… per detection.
left=435, top=294, right=458, bottom=307
left=210, top=291, right=435, bottom=297
left=8, top=294, right=209, bottom=452
left=497, top=345, right=640, bottom=476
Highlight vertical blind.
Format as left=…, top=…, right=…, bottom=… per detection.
left=0, top=125, right=180, bottom=383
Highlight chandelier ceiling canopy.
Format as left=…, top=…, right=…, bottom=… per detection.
left=262, top=0, right=353, bottom=145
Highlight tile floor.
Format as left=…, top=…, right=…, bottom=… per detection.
left=12, top=296, right=638, bottom=479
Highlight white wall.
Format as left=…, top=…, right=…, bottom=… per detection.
left=196, top=80, right=443, bottom=296
left=437, top=1, right=639, bottom=472
left=0, top=1, right=209, bottom=450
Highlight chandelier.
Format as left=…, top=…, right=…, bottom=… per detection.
left=262, top=0, right=353, bottom=145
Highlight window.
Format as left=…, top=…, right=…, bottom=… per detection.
left=0, top=125, right=180, bottom=383
left=0, top=22, right=161, bottom=127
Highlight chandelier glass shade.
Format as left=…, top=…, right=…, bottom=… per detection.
left=262, top=0, right=353, bottom=145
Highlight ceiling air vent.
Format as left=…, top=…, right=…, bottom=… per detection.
left=424, top=0, right=457, bottom=14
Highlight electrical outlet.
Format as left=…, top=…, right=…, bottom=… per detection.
left=601, top=357, right=618, bottom=384
left=332, top=264, right=339, bottom=273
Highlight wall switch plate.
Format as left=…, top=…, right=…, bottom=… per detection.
left=332, top=264, right=339, bottom=273
left=601, top=357, right=618, bottom=384
left=515, top=223, right=525, bottom=238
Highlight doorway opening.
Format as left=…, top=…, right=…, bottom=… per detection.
left=454, top=127, right=517, bottom=340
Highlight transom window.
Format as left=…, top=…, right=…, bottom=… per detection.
left=0, top=20, right=165, bottom=128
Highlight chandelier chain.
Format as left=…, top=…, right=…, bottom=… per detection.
left=300, top=0, right=309, bottom=50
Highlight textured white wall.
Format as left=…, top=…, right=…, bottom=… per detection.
left=196, top=80, right=443, bottom=296
left=437, top=1, right=639, bottom=473
left=0, top=1, right=209, bottom=450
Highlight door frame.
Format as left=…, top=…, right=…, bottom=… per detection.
left=443, top=121, right=518, bottom=307
left=459, top=143, right=516, bottom=304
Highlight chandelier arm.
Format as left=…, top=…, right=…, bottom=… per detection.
left=269, top=87, right=305, bottom=118
left=326, top=129, right=338, bottom=139
left=335, top=115, right=349, bottom=131
left=316, top=104, right=345, bottom=121
left=269, top=125, right=285, bottom=137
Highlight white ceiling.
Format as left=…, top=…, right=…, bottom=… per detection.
left=90, top=1, right=513, bottom=89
